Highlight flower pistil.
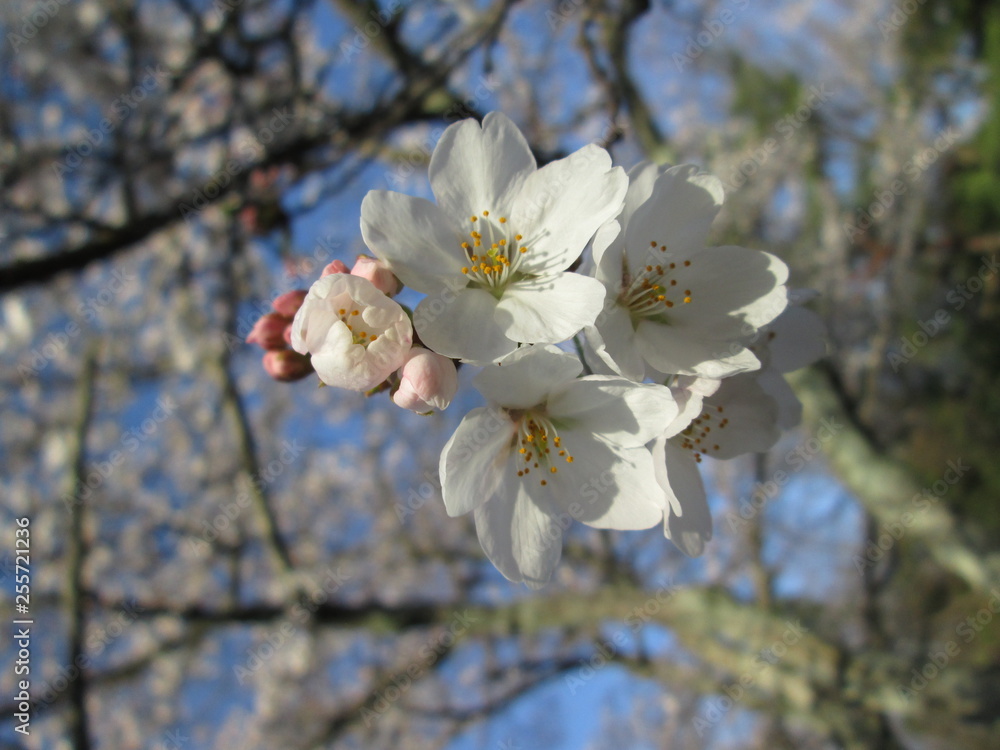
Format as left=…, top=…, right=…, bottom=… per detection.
left=619, top=241, right=695, bottom=322
left=459, top=210, right=532, bottom=297
left=513, top=412, right=575, bottom=486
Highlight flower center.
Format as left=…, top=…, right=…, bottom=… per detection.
left=512, top=412, right=574, bottom=487
left=459, top=210, right=532, bottom=298
left=336, top=305, right=379, bottom=348
left=619, top=241, right=695, bottom=323
left=673, top=404, right=727, bottom=463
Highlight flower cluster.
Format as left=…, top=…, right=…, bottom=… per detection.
left=249, top=113, right=826, bottom=587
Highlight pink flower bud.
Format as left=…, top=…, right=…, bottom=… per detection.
left=272, top=289, right=307, bottom=317
left=392, top=347, right=458, bottom=413
left=262, top=350, right=313, bottom=382
left=321, top=260, right=350, bottom=277
left=247, top=312, right=291, bottom=351
left=351, top=255, right=402, bottom=296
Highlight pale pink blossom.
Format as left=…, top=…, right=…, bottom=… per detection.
left=351, top=255, right=402, bottom=296
left=291, top=273, right=412, bottom=391
left=392, top=347, right=458, bottom=413
left=321, top=259, right=350, bottom=277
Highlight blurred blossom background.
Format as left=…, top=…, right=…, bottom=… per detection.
left=2, top=0, right=1000, bottom=748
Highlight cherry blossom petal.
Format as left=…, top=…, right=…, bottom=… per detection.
left=635, top=320, right=761, bottom=379
left=496, top=274, right=605, bottom=344
left=414, top=286, right=517, bottom=364
left=511, top=144, right=628, bottom=275
left=585, top=303, right=645, bottom=382
left=429, top=112, right=536, bottom=220
left=440, top=407, right=518, bottom=517
left=546, top=435, right=663, bottom=530
left=653, top=438, right=712, bottom=557
left=474, top=478, right=564, bottom=589
left=623, top=164, right=724, bottom=269
left=360, top=191, right=464, bottom=294
left=547, top=377, right=677, bottom=448
left=474, top=345, right=582, bottom=410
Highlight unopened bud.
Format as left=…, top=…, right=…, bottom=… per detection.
left=321, top=260, right=350, bottom=277
left=392, top=347, right=458, bottom=413
left=272, top=289, right=307, bottom=317
left=247, top=312, right=291, bottom=351
left=262, top=350, right=313, bottom=382
left=351, top=255, right=402, bottom=296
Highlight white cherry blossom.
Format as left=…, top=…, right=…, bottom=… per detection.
left=653, top=374, right=780, bottom=557
left=361, top=113, right=626, bottom=364
left=439, top=346, right=677, bottom=587
left=585, top=161, right=789, bottom=380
